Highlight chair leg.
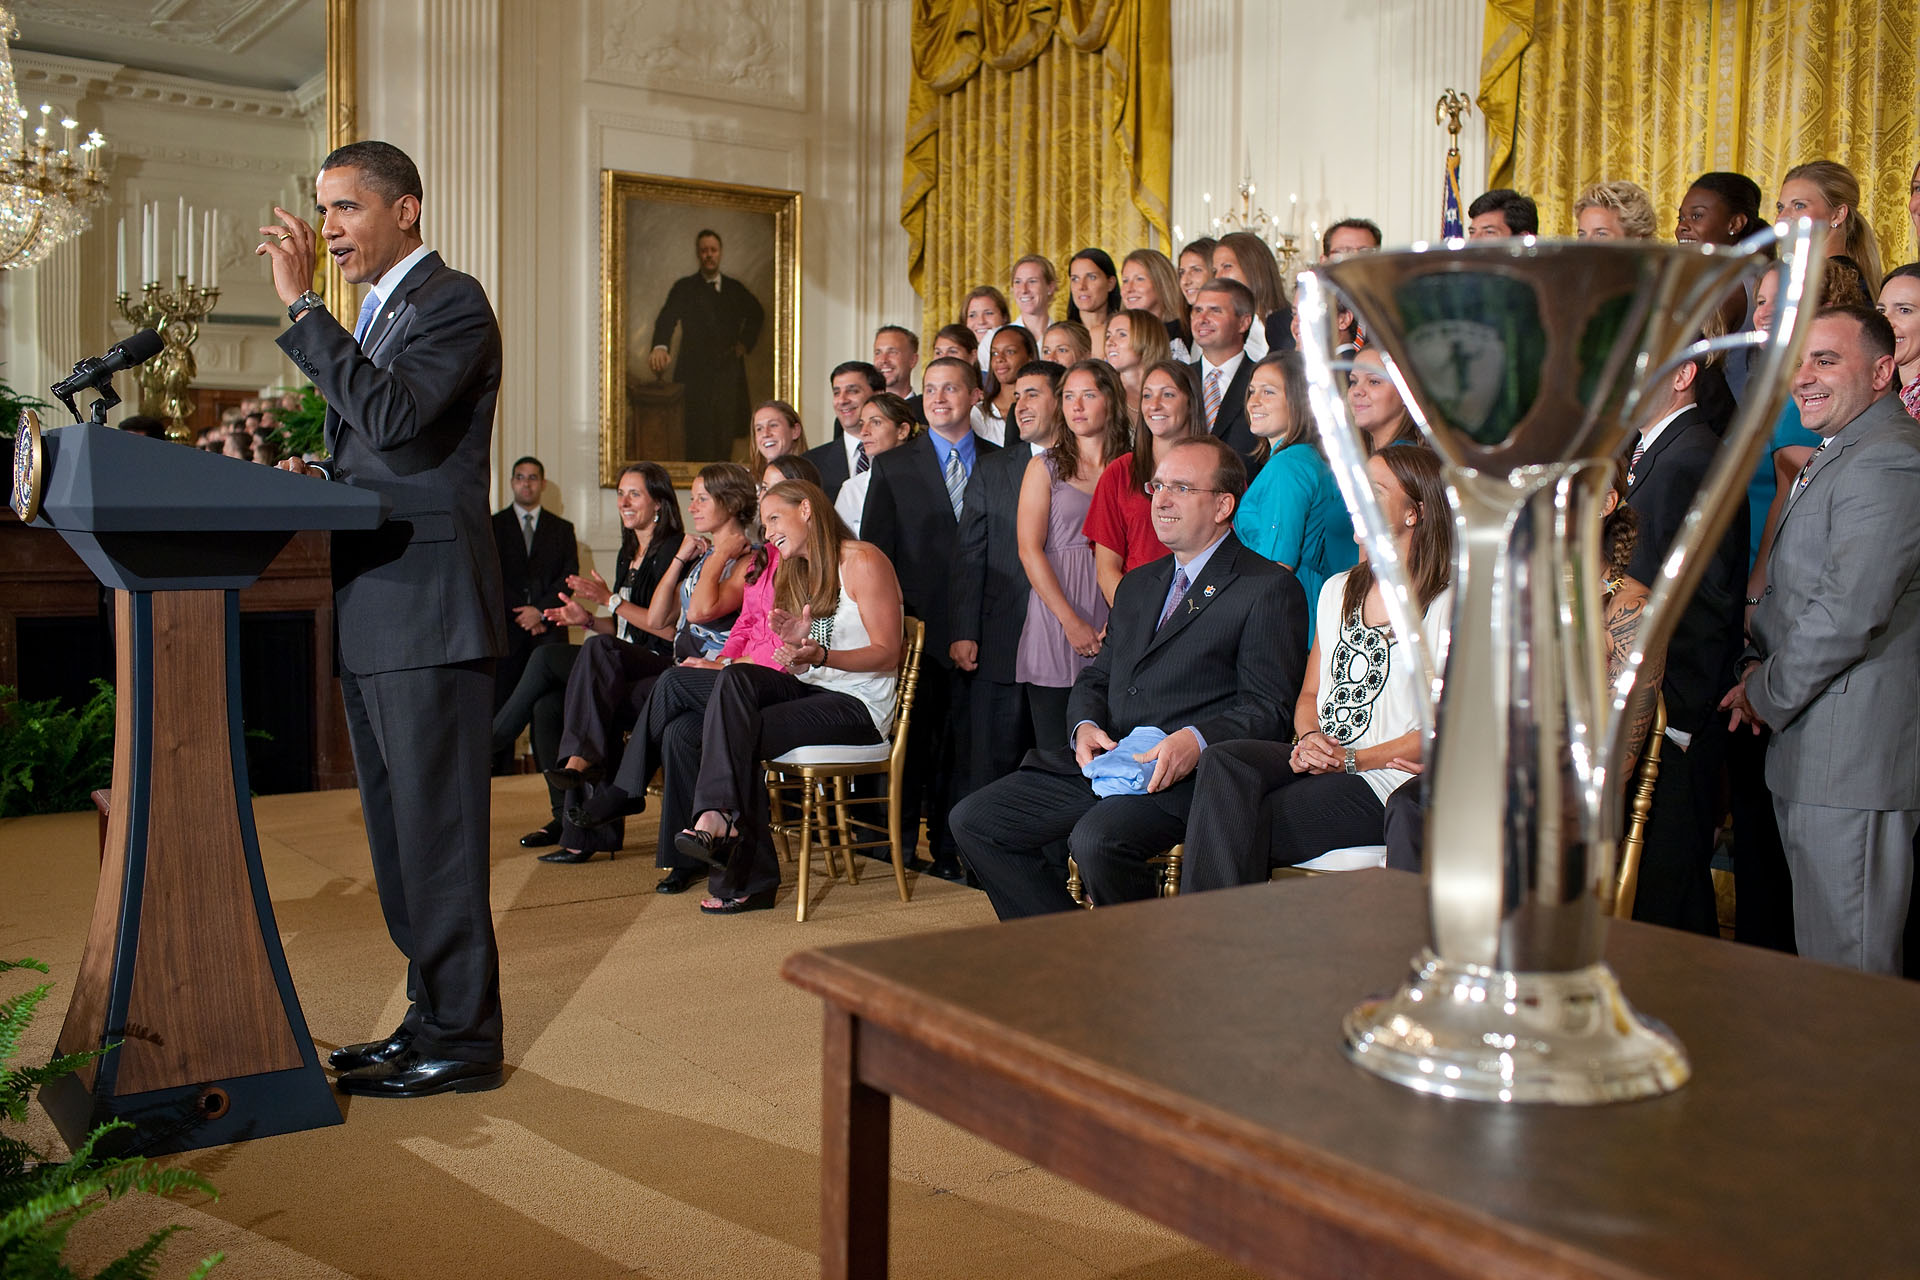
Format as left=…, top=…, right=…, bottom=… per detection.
left=832, top=775, right=857, bottom=883
left=1067, top=856, right=1088, bottom=908
left=796, top=770, right=816, bottom=922
left=1162, top=844, right=1184, bottom=897
left=885, top=774, right=910, bottom=903
left=767, top=769, right=792, bottom=864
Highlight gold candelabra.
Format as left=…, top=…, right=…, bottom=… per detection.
left=1193, top=178, right=1307, bottom=278
left=116, top=278, right=219, bottom=441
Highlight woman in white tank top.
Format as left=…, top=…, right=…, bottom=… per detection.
left=671, top=478, right=904, bottom=914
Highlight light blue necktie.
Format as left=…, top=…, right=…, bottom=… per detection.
left=353, top=290, right=381, bottom=347
left=943, top=445, right=966, bottom=517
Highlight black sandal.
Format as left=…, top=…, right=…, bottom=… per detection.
left=672, top=827, right=737, bottom=870
left=698, top=888, right=776, bottom=914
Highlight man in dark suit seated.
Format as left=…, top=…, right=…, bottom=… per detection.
left=803, top=360, right=883, bottom=502
left=491, top=455, right=578, bottom=720
left=1622, top=351, right=1746, bottom=935
left=950, top=436, right=1307, bottom=917
left=949, top=358, right=1063, bottom=797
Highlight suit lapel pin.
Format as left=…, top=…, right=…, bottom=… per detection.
left=1202, top=585, right=1215, bottom=598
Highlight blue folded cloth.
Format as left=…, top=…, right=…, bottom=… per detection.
left=1082, top=725, right=1169, bottom=796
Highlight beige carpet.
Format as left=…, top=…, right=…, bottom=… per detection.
left=0, top=777, right=1254, bottom=1279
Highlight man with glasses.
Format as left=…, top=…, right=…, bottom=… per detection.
left=949, top=437, right=1307, bottom=917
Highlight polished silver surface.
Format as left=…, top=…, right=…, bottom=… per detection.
left=1299, top=223, right=1826, bottom=1104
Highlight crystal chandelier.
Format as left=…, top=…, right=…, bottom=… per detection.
left=0, top=5, right=110, bottom=270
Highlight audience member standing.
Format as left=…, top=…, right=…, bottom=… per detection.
left=1188, top=278, right=1262, bottom=464
left=1624, top=352, right=1748, bottom=934
left=871, top=325, right=922, bottom=410
left=834, top=393, right=917, bottom=537
left=951, top=360, right=1064, bottom=796
left=1121, top=248, right=1192, bottom=354
left=1348, top=348, right=1420, bottom=451
left=1675, top=172, right=1764, bottom=361
left=951, top=437, right=1305, bottom=916
left=1086, top=359, right=1204, bottom=602
left=1882, top=264, right=1920, bottom=421
left=1042, top=320, right=1092, bottom=367
left=1232, top=353, right=1356, bottom=640
left=1010, top=255, right=1058, bottom=336
left=1176, top=237, right=1217, bottom=306
left=1721, top=306, right=1920, bottom=975
left=1065, top=249, right=1121, bottom=359
left=1778, top=161, right=1883, bottom=298
left=1211, top=232, right=1290, bottom=360
left=1103, top=307, right=1171, bottom=426
left=804, top=361, right=883, bottom=502
left=1018, top=360, right=1127, bottom=749
left=750, top=401, right=805, bottom=465
left=863, top=356, right=1002, bottom=877
left=1466, top=188, right=1539, bottom=238
left=492, top=455, right=577, bottom=725
left=1573, top=180, right=1656, bottom=239
left=1183, top=446, right=1449, bottom=889
left=1321, top=218, right=1383, bottom=258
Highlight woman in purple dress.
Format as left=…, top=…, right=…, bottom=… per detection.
left=1016, top=359, right=1131, bottom=747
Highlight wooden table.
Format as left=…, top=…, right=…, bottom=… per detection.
left=781, top=872, right=1920, bottom=1280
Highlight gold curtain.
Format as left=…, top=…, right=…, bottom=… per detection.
left=903, top=0, right=1173, bottom=337
left=1478, top=0, right=1918, bottom=258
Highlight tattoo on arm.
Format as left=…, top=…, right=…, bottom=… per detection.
left=1607, top=596, right=1662, bottom=758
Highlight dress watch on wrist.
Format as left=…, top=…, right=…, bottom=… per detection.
left=1343, top=747, right=1358, bottom=774
left=287, top=290, right=327, bottom=323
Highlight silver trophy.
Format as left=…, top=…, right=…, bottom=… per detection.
left=1297, top=221, right=1824, bottom=1104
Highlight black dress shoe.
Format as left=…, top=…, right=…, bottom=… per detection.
left=519, top=820, right=562, bottom=848
left=543, top=764, right=603, bottom=792
left=334, top=1048, right=504, bottom=1098
left=327, top=1028, right=414, bottom=1073
left=656, top=867, right=701, bottom=894
left=538, top=846, right=612, bottom=864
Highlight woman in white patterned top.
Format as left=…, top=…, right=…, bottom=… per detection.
left=1178, top=446, right=1454, bottom=890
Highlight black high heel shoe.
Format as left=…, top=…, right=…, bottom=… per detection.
left=656, top=867, right=701, bottom=894
left=537, top=846, right=614, bottom=865
left=543, top=763, right=604, bottom=792
left=672, top=826, right=738, bottom=870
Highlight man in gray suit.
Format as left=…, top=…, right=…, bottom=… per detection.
left=262, top=141, right=509, bottom=1093
left=1721, top=306, right=1920, bottom=974
left=950, top=437, right=1307, bottom=917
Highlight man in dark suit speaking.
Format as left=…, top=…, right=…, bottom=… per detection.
left=261, top=140, right=508, bottom=1097
left=950, top=436, right=1307, bottom=917
left=647, top=229, right=765, bottom=462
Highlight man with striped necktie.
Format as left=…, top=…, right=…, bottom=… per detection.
left=1188, top=278, right=1263, bottom=470
left=862, top=356, right=1001, bottom=879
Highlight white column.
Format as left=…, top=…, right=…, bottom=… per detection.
left=1170, top=0, right=1239, bottom=249
left=35, top=236, right=85, bottom=405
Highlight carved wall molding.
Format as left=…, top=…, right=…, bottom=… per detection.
left=583, top=0, right=806, bottom=112
left=19, top=0, right=309, bottom=56
left=586, top=107, right=807, bottom=184
left=115, top=140, right=313, bottom=177
left=12, top=52, right=318, bottom=120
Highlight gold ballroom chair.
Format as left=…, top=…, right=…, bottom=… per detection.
left=764, top=616, right=926, bottom=922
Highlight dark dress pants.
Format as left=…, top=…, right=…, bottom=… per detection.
left=556, top=631, right=669, bottom=765
left=898, top=660, right=970, bottom=863
left=1726, top=723, right=1796, bottom=951
left=1383, top=775, right=1425, bottom=872
left=492, top=641, right=577, bottom=819
left=949, top=763, right=1193, bottom=918
left=689, top=663, right=882, bottom=898
left=1181, top=739, right=1385, bottom=892
left=1630, top=720, right=1724, bottom=936
left=963, top=676, right=1031, bottom=800
left=602, top=664, right=722, bottom=872
left=341, top=660, right=502, bottom=1062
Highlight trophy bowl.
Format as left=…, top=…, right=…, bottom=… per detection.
left=1297, top=222, right=1825, bottom=1104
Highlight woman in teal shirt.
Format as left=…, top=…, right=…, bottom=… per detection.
left=1233, top=352, right=1356, bottom=642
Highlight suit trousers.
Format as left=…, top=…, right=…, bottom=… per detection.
left=899, top=660, right=971, bottom=862
left=690, top=663, right=881, bottom=898
left=1774, top=798, right=1917, bottom=975
left=949, top=766, right=1193, bottom=918
left=605, top=664, right=720, bottom=872
left=1726, top=725, right=1796, bottom=951
left=963, top=676, right=1031, bottom=800
left=491, top=641, right=577, bottom=818
left=1382, top=776, right=1425, bottom=873
left=1629, top=723, right=1725, bottom=936
left=556, top=632, right=670, bottom=765
left=1181, top=740, right=1385, bottom=891
left=340, top=661, right=502, bottom=1061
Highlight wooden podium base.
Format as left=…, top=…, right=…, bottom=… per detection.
left=44, top=589, right=340, bottom=1155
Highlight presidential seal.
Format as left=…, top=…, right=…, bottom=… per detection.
left=9, top=408, right=43, bottom=523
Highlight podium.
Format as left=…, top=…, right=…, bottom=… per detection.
left=26, top=425, right=387, bottom=1155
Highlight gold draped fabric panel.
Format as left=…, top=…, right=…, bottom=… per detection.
left=904, top=1, right=1173, bottom=337
left=1479, top=0, right=1918, bottom=257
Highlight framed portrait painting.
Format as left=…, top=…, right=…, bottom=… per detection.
left=599, top=169, right=801, bottom=487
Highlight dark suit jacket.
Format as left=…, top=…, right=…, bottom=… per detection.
left=1026, top=531, right=1306, bottom=773
left=862, top=430, right=1001, bottom=666
left=1194, top=354, right=1262, bottom=468
left=804, top=436, right=852, bottom=503
left=1625, top=406, right=1747, bottom=735
left=278, top=251, right=508, bottom=676
left=948, top=443, right=1033, bottom=684
left=651, top=272, right=763, bottom=457
left=492, top=505, right=578, bottom=645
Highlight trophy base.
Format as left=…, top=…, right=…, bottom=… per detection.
left=1342, top=949, right=1689, bottom=1105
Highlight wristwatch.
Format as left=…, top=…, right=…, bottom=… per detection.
left=287, top=290, right=327, bottom=323
left=1343, top=747, right=1358, bottom=774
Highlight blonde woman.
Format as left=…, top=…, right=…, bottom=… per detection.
left=1573, top=179, right=1656, bottom=239
left=1102, top=307, right=1172, bottom=424
left=1120, top=247, right=1192, bottom=354
left=1777, top=160, right=1883, bottom=298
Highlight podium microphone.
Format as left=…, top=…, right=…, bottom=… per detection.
left=53, top=328, right=165, bottom=424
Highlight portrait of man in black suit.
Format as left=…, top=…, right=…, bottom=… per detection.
left=647, top=228, right=765, bottom=462
left=950, top=436, right=1308, bottom=918
left=263, top=140, right=509, bottom=1098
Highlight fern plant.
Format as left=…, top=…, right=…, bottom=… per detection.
left=0, top=683, right=116, bottom=819
left=1, top=959, right=221, bottom=1279
left=0, top=368, right=53, bottom=441
left=266, top=386, right=326, bottom=461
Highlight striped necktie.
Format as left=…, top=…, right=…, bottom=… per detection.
left=855, top=442, right=869, bottom=474
left=522, top=512, right=535, bottom=554
left=1203, top=368, right=1222, bottom=432
left=944, top=445, right=966, bottom=517
left=1627, top=433, right=1647, bottom=486
left=1790, top=437, right=1830, bottom=501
